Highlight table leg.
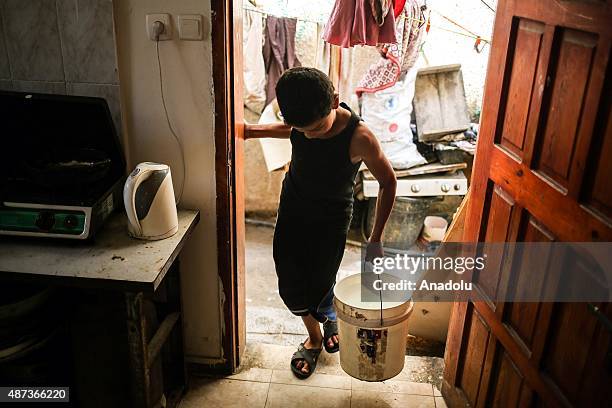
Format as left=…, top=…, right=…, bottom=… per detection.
left=125, top=292, right=151, bottom=408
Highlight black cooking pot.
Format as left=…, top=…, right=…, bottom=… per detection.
left=24, top=148, right=112, bottom=189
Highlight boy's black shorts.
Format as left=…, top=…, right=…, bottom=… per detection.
left=273, top=211, right=350, bottom=321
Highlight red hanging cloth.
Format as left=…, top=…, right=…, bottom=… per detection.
left=323, top=0, right=397, bottom=48
left=394, top=0, right=407, bottom=18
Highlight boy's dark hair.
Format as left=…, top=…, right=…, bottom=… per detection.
left=275, top=67, right=335, bottom=128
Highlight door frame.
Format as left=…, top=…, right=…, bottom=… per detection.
left=211, top=0, right=246, bottom=374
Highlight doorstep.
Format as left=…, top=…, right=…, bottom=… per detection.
left=180, top=343, right=447, bottom=408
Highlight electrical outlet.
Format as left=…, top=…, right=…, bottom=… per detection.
left=146, top=13, right=172, bottom=41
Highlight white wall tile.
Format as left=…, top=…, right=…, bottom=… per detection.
left=56, top=0, right=119, bottom=84
left=2, top=0, right=64, bottom=81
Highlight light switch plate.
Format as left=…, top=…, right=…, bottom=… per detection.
left=146, top=13, right=172, bottom=41
left=178, top=14, right=203, bottom=41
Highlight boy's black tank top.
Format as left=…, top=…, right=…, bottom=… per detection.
left=278, top=103, right=362, bottom=224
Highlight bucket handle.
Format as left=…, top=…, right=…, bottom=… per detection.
left=336, top=303, right=414, bottom=329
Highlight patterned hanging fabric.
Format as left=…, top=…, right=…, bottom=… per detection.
left=355, top=0, right=426, bottom=96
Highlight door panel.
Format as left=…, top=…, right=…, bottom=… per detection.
left=583, top=59, right=612, bottom=222
left=497, top=19, right=545, bottom=160
left=443, top=0, right=612, bottom=407
left=458, top=306, right=492, bottom=404
left=541, top=302, right=603, bottom=404
left=488, top=350, right=533, bottom=408
left=534, top=28, right=598, bottom=192
left=476, top=185, right=518, bottom=303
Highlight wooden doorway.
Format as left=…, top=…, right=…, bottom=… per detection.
left=214, top=0, right=612, bottom=391
left=443, top=0, right=612, bottom=406
left=212, top=0, right=246, bottom=373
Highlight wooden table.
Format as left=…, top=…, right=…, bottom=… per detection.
left=0, top=210, right=200, bottom=408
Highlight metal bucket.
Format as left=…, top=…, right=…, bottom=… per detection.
left=364, top=196, right=434, bottom=249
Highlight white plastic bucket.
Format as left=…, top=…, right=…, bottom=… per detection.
left=334, top=273, right=413, bottom=381
left=422, top=216, right=449, bottom=243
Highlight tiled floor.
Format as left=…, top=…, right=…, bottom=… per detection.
left=192, top=224, right=449, bottom=407
left=179, top=343, right=448, bottom=408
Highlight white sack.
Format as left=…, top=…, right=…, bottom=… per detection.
left=361, top=68, right=426, bottom=169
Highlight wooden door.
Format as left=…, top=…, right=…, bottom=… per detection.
left=211, top=0, right=246, bottom=372
left=443, top=0, right=612, bottom=407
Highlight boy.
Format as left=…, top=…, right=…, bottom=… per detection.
left=244, top=67, right=396, bottom=378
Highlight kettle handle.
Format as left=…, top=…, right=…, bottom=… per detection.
left=123, top=167, right=153, bottom=236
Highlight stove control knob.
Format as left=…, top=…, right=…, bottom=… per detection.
left=441, top=183, right=451, bottom=193
left=36, top=212, right=56, bottom=231
left=411, top=184, right=421, bottom=193
left=454, top=184, right=462, bottom=191
left=64, top=215, right=78, bottom=229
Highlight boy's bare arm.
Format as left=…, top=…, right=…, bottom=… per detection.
left=244, top=122, right=292, bottom=139
left=352, top=125, right=397, bottom=245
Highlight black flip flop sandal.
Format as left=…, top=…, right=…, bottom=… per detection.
left=290, top=341, right=322, bottom=379
left=323, top=320, right=340, bottom=353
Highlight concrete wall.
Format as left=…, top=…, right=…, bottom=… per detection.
left=244, top=109, right=285, bottom=218
left=114, top=0, right=222, bottom=362
left=244, top=142, right=285, bottom=218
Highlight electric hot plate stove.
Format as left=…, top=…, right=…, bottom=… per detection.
left=0, top=91, right=126, bottom=239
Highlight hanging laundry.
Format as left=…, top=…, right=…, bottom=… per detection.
left=323, top=0, right=397, bottom=48
left=338, top=48, right=357, bottom=108
left=370, top=0, right=392, bottom=26
left=263, top=16, right=301, bottom=106
left=355, top=0, right=426, bottom=95
left=315, top=23, right=341, bottom=86
left=315, top=23, right=331, bottom=74
left=394, top=0, right=407, bottom=18
left=243, top=9, right=267, bottom=114
left=315, top=23, right=358, bottom=110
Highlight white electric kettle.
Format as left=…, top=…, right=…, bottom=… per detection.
left=123, top=162, right=178, bottom=240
